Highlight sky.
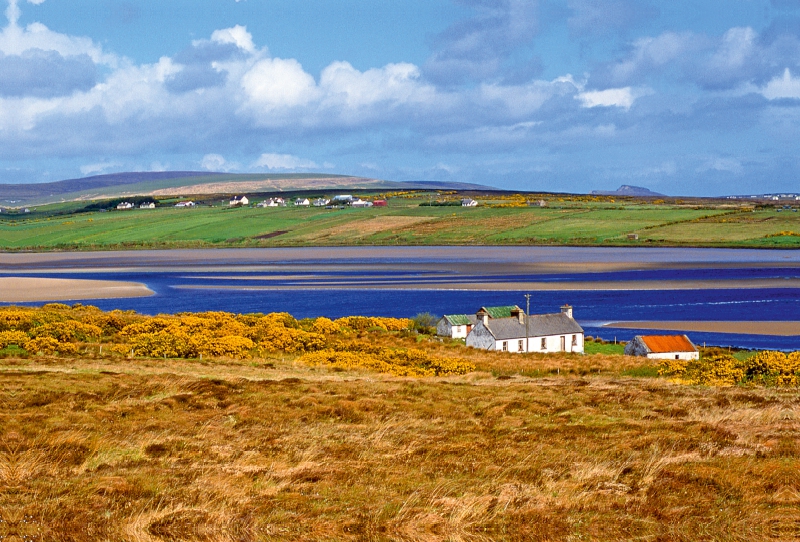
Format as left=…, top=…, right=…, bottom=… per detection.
left=1, top=1, right=799, bottom=195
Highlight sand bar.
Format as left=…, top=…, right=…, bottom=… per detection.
left=0, top=277, right=154, bottom=302
left=604, top=321, right=800, bottom=336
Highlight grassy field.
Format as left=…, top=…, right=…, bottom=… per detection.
left=2, top=350, right=798, bottom=541
left=2, top=194, right=800, bottom=250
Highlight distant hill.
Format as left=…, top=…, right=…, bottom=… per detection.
left=0, top=172, right=495, bottom=206
left=591, top=185, right=666, bottom=197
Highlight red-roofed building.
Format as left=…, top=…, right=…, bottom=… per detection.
left=624, top=335, right=699, bottom=360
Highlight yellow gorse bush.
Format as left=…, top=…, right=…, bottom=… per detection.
left=659, top=350, right=800, bottom=387
left=300, top=346, right=474, bottom=377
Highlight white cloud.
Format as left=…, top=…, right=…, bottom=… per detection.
left=253, top=153, right=317, bottom=170
left=241, top=57, right=319, bottom=114
left=579, top=87, right=637, bottom=109
left=761, top=68, right=800, bottom=100
left=210, top=25, right=255, bottom=53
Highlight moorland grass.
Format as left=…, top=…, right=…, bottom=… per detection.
left=1, top=352, right=798, bottom=541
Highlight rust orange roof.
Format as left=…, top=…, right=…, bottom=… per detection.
left=641, top=335, right=696, bottom=353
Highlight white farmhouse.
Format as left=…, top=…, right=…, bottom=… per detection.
left=351, top=199, right=373, bottom=208
left=461, top=198, right=478, bottom=207
left=466, top=305, right=584, bottom=354
left=175, top=201, right=195, bottom=208
left=139, top=202, right=155, bottom=209
left=437, top=314, right=478, bottom=339
left=116, top=202, right=133, bottom=210
left=294, top=198, right=311, bottom=206
left=313, top=198, right=330, bottom=207
left=624, top=335, right=699, bottom=360
left=230, top=196, right=249, bottom=206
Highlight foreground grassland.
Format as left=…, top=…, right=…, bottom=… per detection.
left=1, top=305, right=799, bottom=540
left=2, top=194, right=800, bottom=249
left=3, top=355, right=799, bottom=541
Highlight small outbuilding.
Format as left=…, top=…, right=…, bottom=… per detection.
left=624, top=335, right=699, bottom=360
left=436, top=314, right=478, bottom=339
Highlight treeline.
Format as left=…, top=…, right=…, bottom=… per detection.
left=0, top=305, right=473, bottom=377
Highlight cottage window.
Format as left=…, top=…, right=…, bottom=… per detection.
left=572, top=335, right=577, bottom=346
left=502, top=341, right=508, bottom=351
left=540, top=338, right=546, bottom=350
left=518, top=339, right=524, bottom=351
left=675, top=355, right=679, bottom=360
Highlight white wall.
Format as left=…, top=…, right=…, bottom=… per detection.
left=494, top=333, right=584, bottom=354
left=646, top=352, right=699, bottom=361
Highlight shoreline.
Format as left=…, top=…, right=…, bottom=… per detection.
left=604, top=321, right=800, bottom=337
left=0, top=277, right=154, bottom=303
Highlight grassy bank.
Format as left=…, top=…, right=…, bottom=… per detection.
left=3, top=194, right=800, bottom=250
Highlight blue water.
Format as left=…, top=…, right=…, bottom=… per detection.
left=6, top=265, right=800, bottom=350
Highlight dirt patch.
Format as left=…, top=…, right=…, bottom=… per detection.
left=302, top=215, right=437, bottom=240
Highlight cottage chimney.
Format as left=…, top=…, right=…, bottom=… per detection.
left=482, top=313, right=489, bottom=326
left=514, top=308, right=524, bottom=324
left=561, top=304, right=573, bottom=318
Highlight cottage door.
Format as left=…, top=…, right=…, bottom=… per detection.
left=560, top=336, right=566, bottom=351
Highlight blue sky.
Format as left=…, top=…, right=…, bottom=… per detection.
left=1, top=0, right=799, bottom=195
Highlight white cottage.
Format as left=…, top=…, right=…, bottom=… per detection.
left=230, top=195, right=249, bottom=206
left=466, top=305, right=584, bottom=354
left=624, top=335, right=699, bottom=360
left=294, top=198, right=310, bottom=206
left=436, top=314, right=478, bottom=339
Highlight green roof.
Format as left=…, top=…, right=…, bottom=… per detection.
left=445, top=314, right=472, bottom=326
left=480, top=306, right=520, bottom=319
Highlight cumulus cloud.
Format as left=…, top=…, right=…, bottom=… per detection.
left=697, top=156, right=744, bottom=175
left=761, top=68, right=800, bottom=99
left=0, top=49, right=95, bottom=97
left=578, top=87, right=637, bottom=109
left=252, top=153, right=318, bottom=170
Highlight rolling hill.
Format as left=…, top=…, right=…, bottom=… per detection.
left=0, top=172, right=494, bottom=206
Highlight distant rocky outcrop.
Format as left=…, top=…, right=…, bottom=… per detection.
left=591, top=185, right=666, bottom=197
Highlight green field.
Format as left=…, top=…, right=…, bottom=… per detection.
left=2, top=195, right=800, bottom=250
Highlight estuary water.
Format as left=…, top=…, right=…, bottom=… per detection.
left=2, top=246, right=800, bottom=350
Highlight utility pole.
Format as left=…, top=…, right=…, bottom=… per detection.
left=524, top=293, right=531, bottom=353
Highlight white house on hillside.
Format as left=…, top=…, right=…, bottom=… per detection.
left=139, top=202, right=155, bottom=209
left=461, top=198, right=478, bottom=207
left=466, top=305, right=584, bottom=354
left=294, top=198, right=310, bottom=206
left=175, top=201, right=195, bottom=207
left=624, top=335, right=699, bottom=360
left=230, top=196, right=249, bottom=206
left=116, top=202, right=133, bottom=210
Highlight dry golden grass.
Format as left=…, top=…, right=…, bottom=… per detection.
left=1, top=349, right=798, bottom=541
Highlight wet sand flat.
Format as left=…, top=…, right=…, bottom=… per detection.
left=604, top=321, right=800, bottom=336
left=0, top=277, right=154, bottom=302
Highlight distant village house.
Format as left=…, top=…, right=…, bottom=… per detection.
left=461, top=198, right=478, bottom=207
left=174, top=201, right=195, bottom=208
left=116, top=202, right=133, bottom=210
left=624, top=335, right=699, bottom=360
left=230, top=196, right=249, bottom=206
left=294, top=198, right=310, bottom=206
left=351, top=199, right=373, bottom=208
left=139, top=202, right=155, bottom=209
left=313, top=198, right=330, bottom=207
